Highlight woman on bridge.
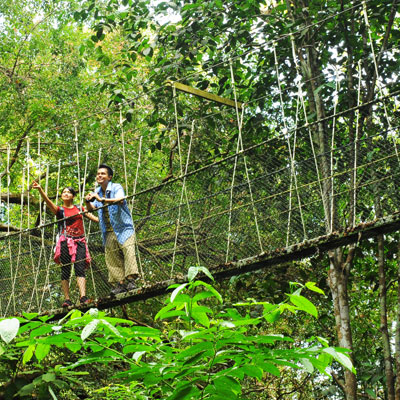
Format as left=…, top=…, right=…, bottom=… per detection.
left=32, top=182, right=98, bottom=307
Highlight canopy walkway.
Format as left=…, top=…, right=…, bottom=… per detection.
left=1, top=115, right=400, bottom=317
left=0, top=0, right=399, bottom=318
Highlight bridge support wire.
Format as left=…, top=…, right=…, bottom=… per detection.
left=352, top=60, right=362, bottom=227
left=170, top=88, right=200, bottom=276
left=119, top=105, right=129, bottom=196
left=330, top=69, right=340, bottom=233
left=226, top=60, right=263, bottom=262
left=273, top=43, right=306, bottom=245
left=362, top=0, right=400, bottom=166
left=130, top=136, right=144, bottom=282
left=290, top=36, right=330, bottom=231
left=39, top=163, right=54, bottom=312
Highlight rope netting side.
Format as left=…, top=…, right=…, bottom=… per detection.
left=0, top=120, right=400, bottom=316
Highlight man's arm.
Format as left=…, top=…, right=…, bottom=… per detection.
left=84, top=211, right=99, bottom=223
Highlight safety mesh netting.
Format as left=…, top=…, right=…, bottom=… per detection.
left=1, top=117, right=400, bottom=316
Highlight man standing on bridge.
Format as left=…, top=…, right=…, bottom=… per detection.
left=85, top=164, right=139, bottom=296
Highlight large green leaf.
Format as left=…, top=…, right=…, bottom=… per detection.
left=81, top=319, right=100, bottom=341
left=289, top=294, right=318, bottom=318
left=323, top=347, right=355, bottom=373
left=35, top=343, right=51, bottom=362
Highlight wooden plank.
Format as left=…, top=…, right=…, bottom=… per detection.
left=172, top=81, right=242, bottom=109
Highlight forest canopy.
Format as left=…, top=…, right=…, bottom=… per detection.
left=0, top=0, right=400, bottom=399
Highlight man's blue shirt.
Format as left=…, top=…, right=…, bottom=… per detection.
left=94, top=182, right=134, bottom=245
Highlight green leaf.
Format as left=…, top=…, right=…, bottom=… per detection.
left=192, top=281, right=222, bottom=303
left=305, top=282, right=325, bottom=295
left=238, top=365, right=263, bottom=379
left=154, top=302, right=177, bottom=321
left=188, top=266, right=214, bottom=282
left=289, top=294, right=318, bottom=318
left=171, top=283, right=189, bottom=303
left=323, top=347, right=355, bottom=373
left=213, top=376, right=241, bottom=394
left=22, top=312, right=38, bottom=320
left=193, top=291, right=217, bottom=303
left=30, top=325, right=54, bottom=338
left=23, top=345, right=35, bottom=364
left=365, top=388, right=377, bottom=398
left=41, top=372, right=56, bottom=383
left=65, top=343, right=82, bottom=353
left=316, top=336, right=329, bottom=347
left=177, top=341, right=213, bottom=359
left=81, top=319, right=100, bottom=341
left=123, top=344, right=155, bottom=354
left=99, top=319, right=122, bottom=337
left=166, top=383, right=197, bottom=400
left=158, top=310, right=188, bottom=320
left=259, top=362, right=280, bottom=377
left=35, top=343, right=51, bottom=362
left=17, top=383, right=35, bottom=397
left=192, top=311, right=210, bottom=327
left=300, top=358, right=314, bottom=373
left=264, top=309, right=281, bottom=323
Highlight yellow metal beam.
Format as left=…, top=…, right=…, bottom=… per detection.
left=171, top=81, right=242, bottom=109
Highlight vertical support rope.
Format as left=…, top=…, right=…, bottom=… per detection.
left=170, top=91, right=200, bottom=275
left=4, top=145, right=12, bottom=316
left=120, top=106, right=129, bottom=196
left=0, top=151, right=2, bottom=315
left=95, top=148, right=102, bottom=194
left=6, top=144, right=11, bottom=235
left=5, top=167, right=26, bottom=315
left=170, top=121, right=199, bottom=278
left=330, top=69, right=340, bottom=233
left=362, top=2, right=395, bottom=131
left=82, top=152, right=89, bottom=209
left=173, top=85, right=184, bottom=175
left=273, top=43, right=306, bottom=245
left=182, top=122, right=200, bottom=266
left=353, top=60, right=362, bottom=227
left=290, top=36, right=329, bottom=228
left=170, top=86, right=183, bottom=276
left=37, top=131, right=42, bottom=226
left=74, top=121, right=82, bottom=202
left=35, top=133, right=46, bottom=312
left=26, top=140, right=40, bottom=311
left=229, top=60, right=264, bottom=254
left=362, top=0, right=399, bottom=166
left=81, top=151, right=98, bottom=299
left=130, top=136, right=144, bottom=280
left=130, top=136, right=143, bottom=213
left=39, top=163, right=53, bottom=311
left=26, top=139, right=31, bottom=227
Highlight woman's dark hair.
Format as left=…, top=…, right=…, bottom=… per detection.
left=61, top=186, right=77, bottom=197
left=98, top=163, right=114, bottom=178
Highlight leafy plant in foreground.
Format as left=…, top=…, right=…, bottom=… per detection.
left=0, top=266, right=354, bottom=399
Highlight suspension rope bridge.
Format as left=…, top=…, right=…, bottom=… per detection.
left=0, top=0, right=399, bottom=318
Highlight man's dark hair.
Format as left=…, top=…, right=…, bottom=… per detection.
left=61, top=186, right=77, bottom=197
left=98, top=164, right=114, bottom=178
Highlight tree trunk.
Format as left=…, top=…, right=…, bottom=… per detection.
left=395, top=239, right=400, bottom=400
left=288, top=1, right=358, bottom=395
left=329, top=248, right=357, bottom=400
left=377, top=234, right=395, bottom=399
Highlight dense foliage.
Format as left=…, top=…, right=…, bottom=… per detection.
left=0, top=267, right=353, bottom=399
left=1, top=0, right=400, bottom=398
